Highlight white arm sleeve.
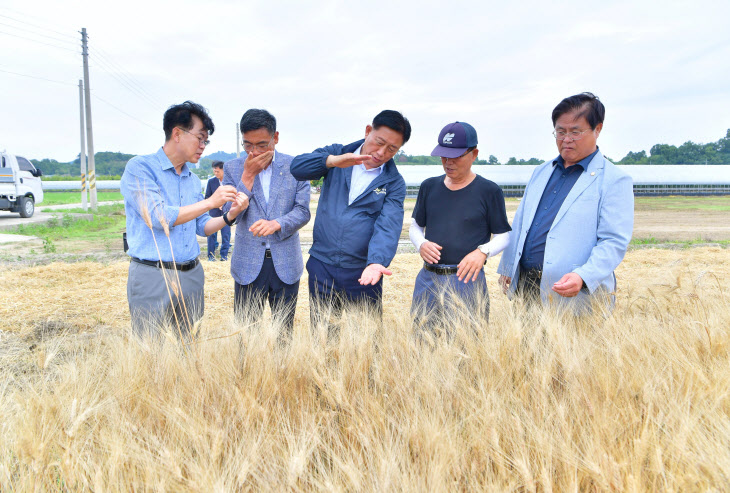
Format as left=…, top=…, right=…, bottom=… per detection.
left=479, top=231, right=511, bottom=258
left=409, top=218, right=427, bottom=251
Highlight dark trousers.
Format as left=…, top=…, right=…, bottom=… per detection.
left=411, top=265, right=489, bottom=332
left=306, top=256, right=382, bottom=339
left=234, top=256, right=299, bottom=343
left=207, top=224, right=230, bottom=259
left=517, top=268, right=542, bottom=304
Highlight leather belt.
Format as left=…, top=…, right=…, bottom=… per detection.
left=131, top=257, right=200, bottom=272
left=423, top=263, right=458, bottom=275
left=264, top=249, right=272, bottom=259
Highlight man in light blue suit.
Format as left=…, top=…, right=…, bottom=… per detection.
left=497, top=93, right=634, bottom=312
left=223, top=109, right=311, bottom=342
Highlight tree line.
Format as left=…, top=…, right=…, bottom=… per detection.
left=397, top=129, right=730, bottom=165
left=31, top=151, right=211, bottom=180
left=614, top=129, right=730, bottom=164
left=29, top=129, right=730, bottom=176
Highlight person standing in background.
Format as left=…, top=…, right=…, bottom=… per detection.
left=204, top=160, right=231, bottom=261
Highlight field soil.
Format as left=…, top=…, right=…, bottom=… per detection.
left=2, top=195, right=729, bottom=258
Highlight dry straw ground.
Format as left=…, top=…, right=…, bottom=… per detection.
left=1, top=247, right=730, bottom=490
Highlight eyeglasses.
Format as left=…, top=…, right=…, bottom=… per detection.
left=242, top=137, right=274, bottom=153
left=553, top=129, right=591, bottom=141
left=443, top=148, right=475, bottom=162
left=178, top=127, right=210, bottom=147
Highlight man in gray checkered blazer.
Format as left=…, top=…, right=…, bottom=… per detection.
left=222, top=109, right=311, bottom=342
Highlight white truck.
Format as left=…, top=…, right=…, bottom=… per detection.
left=0, top=151, right=44, bottom=218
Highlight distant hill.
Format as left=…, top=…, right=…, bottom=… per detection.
left=31, top=151, right=135, bottom=177
left=203, top=151, right=238, bottom=163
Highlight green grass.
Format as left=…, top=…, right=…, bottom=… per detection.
left=60, top=204, right=126, bottom=215
left=631, top=236, right=730, bottom=247
left=9, top=205, right=127, bottom=252
left=43, top=175, right=122, bottom=181
left=41, top=191, right=123, bottom=206
left=634, top=195, right=730, bottom=211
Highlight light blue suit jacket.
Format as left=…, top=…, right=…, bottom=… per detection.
left=497, top=151, right=634, bottom=311
left=222, top=152, right=311, bottom=285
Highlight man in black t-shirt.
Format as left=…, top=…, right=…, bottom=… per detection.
left=410, top=121, right=511, bottom=326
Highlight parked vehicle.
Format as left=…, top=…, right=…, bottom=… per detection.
left=0, top=151, right=43, bottom=217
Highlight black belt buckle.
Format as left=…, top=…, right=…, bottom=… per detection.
left=264, top=249, right=272, bottom=259
left=423, top=263, right=458, bottom=275
left=132, top=257, right=199, bottom=272
left=176, top=259, right=199, bottom=271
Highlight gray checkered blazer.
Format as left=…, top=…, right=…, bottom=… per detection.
left=222, top=152, right=311, bottom=285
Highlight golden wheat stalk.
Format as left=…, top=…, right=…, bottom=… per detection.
left=135, top=180, right=186, bottom=345
left=156, top=208, right=197, bottom=341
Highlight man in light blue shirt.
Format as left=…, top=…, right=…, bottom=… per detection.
left=121, top=101, right=248, bottom=339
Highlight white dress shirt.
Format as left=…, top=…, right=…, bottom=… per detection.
left=260, top=151, right=275, bottom=248
left=348, top=145, right=383, bottom=205
left=260, top=152, right=274, bottom=203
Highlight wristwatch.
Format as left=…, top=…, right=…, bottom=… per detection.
left=222, top=212, right=235, bottom=226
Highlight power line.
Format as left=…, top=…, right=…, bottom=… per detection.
left=91, top=43, right=162, bottom=105
left=0, top=29, right=79, bottom=53
left=89, top=54, right=158, bottom=106
left=0, top=11, right=77, bottom=40
left=92, top=93, right=158, bottom=131
left=89, top=53, right=161, bottom=108
left=92, top=49, right=161, bottom=105
left=0, top=68, right=76, bottom=86
left=0, top=20, right=78, bottom=46
left=0, top=69, right=158, bottom=132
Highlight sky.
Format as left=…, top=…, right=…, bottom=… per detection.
left=1, top=0, right=729, bottom=164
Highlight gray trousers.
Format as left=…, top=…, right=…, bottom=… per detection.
left=411, top=266, right=490, bottom=323
left=127, top=261, right=205, bottom=339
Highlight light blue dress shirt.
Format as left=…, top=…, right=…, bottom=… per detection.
left=121, top=147, right=211, bottom=262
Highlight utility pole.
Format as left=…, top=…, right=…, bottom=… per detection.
left=236, top=122, right=240, bottom=158
left=81, top=28, right=97, bottom=211
left=78, top=80, right=87, bottom=211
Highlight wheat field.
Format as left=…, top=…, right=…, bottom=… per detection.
left=1, top=247, right=729, bottom=490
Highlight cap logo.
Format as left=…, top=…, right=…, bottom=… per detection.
left=443, top=133, right=455, bottom=145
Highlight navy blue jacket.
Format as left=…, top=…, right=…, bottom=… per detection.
left=291, top=139, right=406, bottom=269
left=204, top=177, right=223, bottom=217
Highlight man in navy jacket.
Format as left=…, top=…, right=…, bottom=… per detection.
left=204, top=160, right=230, bottom=260
left=291, top=110, right=410, bottom=325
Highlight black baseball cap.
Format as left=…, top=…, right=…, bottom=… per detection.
left=431, top=121, right=478, bottom=158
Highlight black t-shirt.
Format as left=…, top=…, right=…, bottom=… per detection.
left=412, top=174, right=511, bottom=265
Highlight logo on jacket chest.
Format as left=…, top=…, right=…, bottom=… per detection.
left=373, top=187, right=386, bottom=195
